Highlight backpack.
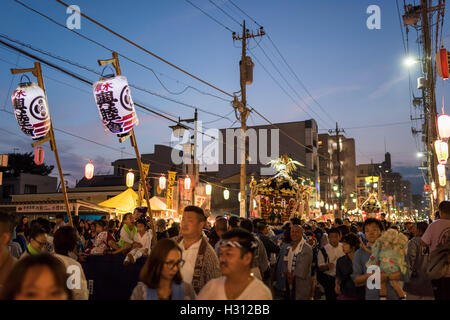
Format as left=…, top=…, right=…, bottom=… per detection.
left=426, top=242, right=450, bottom=280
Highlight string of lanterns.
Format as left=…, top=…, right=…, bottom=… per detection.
left=437, top=112, right=450, bottom=186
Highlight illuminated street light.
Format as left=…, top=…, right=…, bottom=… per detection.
left=404, top=56, right=419, bottom=67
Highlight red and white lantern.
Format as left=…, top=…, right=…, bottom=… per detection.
left=34, top=147, right=44, bottom=165
left=438, top=114, right=450, bottom=139
left=85, top=162, right=94, bottom=180
left=11, top=82, right=50, bottom=140
left=92, top=75, right=138, bottom=136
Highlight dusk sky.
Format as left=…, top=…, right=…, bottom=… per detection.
left=1, top=0, right=449, bottom=193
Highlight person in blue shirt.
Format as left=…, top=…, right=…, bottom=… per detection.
left=351, top=218, right=403, bottom=300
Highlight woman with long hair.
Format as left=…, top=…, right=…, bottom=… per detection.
left=1, top=254, right=72, bottom=300
left=130, top=238, right=195, bottom=300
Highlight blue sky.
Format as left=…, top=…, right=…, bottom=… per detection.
left=0, top=0, right=448, bottom=193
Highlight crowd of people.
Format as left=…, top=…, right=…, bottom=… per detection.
left=0, top=201, right=449, bottom=300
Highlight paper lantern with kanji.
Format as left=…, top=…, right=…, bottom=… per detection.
left=435, top=140, right=449, bottom=164
left=11, top=82, right=50, bottom=139
left=34, top=147, right=44, bottom=165
left=92, top=75, right=138, bottom=136
left=438, top=114, right=450, bottom=139
left=85, top=162, right=94, bottom=180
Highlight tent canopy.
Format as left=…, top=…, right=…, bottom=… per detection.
left=97, top=188, right=168, bottom=213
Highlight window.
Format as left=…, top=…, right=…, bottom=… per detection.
left=24, top=184, right=37, bottom=194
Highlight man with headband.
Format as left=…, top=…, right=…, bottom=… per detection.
left=197, top=228, right=272, bottom=300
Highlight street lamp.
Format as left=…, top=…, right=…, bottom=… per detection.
left=404, top=56, right=419, bottom=67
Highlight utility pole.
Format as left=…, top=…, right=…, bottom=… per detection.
left=420, top=0, right=444, bottom=218
left=232, top=21, right=264, bottom=218
left=97, top=52, right=156, bottom=244
left=11, top=62, right=73, bottom=227
left=329, top=123, right=345, bottom=219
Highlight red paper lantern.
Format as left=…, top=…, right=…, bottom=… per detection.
left=34, top=147, right=44, bottom=165
left=437, top=48, right=449, bottom=80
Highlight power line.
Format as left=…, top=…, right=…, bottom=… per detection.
left=228, top=0, right=262, bottom=27
left=251, top=41, right=333, bottom=128
left=52, top=0, right=234, bottom=99
left=225, top=1, right=338, bottom=126
left=14, top=0, right=231, bottom=104
left=207, top=0, right=242, bottom=27
left=184, top=0, right=235, bottom=33
left=0, top=33, right=234, bottom=123
left=247, top=50, right=321, bottom=125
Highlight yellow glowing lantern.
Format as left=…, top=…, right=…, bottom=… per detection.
left=126, top=171, right=135, bottom=188
left=223, top=189, right=230, bottom=200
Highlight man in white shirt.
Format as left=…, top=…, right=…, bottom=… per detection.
left=197, top=228, right=272, bottom=300
left=317, top=228, right=344, bottom=300
left=175, top=206, right=221, bottom=294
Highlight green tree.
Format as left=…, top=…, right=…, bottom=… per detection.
left=2, top=152, right=54, bottom=177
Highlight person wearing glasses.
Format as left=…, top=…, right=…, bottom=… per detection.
left=197, top=228, right=272, bottom=300
left=21, top=227, right=47, bottom=258
left=130, top=238, right=195, bottom=300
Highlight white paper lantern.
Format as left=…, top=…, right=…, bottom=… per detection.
left=184, top=176, right=191, bottom=190
left=435, top=140, right=449, bottom=164
left=238, top=192, right=241, bottom=202
left=438, top=114, right=450, bottom=139
left=85, top=162, right=94, bottom=180
left=205, top=184, right=212, bottom=195
left=159, top=176, right=166, bottom=190
left=439, top=175, right=447, bottom=187
left=126, top=171, right=135, bottom=188
left=223, top=189, right=230, bottom=200
left=11, top=82, right=50, bottom=139
left=92, top=75, right=138, bottom=136
left=437, top=164, right=446, bottom=177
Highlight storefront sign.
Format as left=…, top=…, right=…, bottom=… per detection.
left=17, top=203, right=75, bottom=213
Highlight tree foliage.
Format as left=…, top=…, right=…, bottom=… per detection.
left=1, top=152, right=54, bottom=177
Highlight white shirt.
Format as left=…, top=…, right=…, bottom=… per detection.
left=134, top=230, right=152, bottom=254
left=317, top=243, right=345, bottom=277
left=196, top=276, right=272, bottom=300
left=53, top=253, right=89, bottom=300
left=179, top=238, right=202, bottom=284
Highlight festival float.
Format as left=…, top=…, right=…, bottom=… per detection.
left=249, top=155, right=315, bottom=223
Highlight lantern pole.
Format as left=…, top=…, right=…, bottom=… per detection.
left=11, top=62, right=73, bottom=227
left=97, top=52, right=156, bottom=245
